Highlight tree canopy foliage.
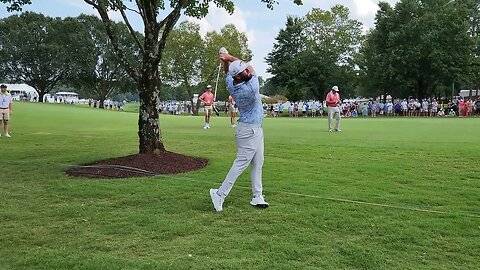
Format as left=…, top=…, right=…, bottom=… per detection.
left=0, top=12, right=91, bottom=102
left=359, top=0, right=478, bottom=99
left=266, top=5, right=363, bottom=101
left=160, top=22, right=251, bottom=114
left=71, top=15, right=137, bottom=106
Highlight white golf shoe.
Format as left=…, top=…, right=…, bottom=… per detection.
left=210, top=189, right=224, bottom=212
left=250, top=194, right=269, bottom=208
left=4, top=133, right=11, bottom=138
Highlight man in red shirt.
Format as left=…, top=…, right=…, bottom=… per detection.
left=199, top=85, right=214, bottom=129
left=326, top=85, right=341, bottom=132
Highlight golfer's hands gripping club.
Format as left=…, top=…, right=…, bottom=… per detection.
left=219, top=47, right=237, bottom=63
left=219, top=47, right=228, bottom=55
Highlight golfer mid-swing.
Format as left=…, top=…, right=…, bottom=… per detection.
left=210, top=48, right=268, bottom=212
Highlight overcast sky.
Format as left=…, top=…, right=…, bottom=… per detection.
left=0, top=0, right=399, bottom=79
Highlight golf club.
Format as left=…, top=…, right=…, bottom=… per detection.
left=212, top=63, right=221, bottom=116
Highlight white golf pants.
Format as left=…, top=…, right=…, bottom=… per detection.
left=328, top=106, right=341, bottom=130
left=218, top=122, right=264, bottom=198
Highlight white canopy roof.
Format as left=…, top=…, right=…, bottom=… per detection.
left=1, top=83, right=38, bottom=95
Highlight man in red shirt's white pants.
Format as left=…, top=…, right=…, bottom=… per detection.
left=326, top=85, right=341, bottom=132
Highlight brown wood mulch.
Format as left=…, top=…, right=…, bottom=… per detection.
left=66, top=151, right=208, bottom=179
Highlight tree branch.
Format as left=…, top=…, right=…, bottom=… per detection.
left=134, top=0, right=148, bottom=26
left=112, top=0, right=145, bottom=54
left=84, top=0, right=140, bottom=82
left=156, top=1, right=185, bottom=65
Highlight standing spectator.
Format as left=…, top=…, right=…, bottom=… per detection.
left=318, top=101, right=324, bottom=117
left=0, top=84, right=13, bottom=137
left=386, top=100, right=393, bottom=116
left=199, top=85, right=215, bottom=129
left=326, top=86, right=341, bottom=132
left=311, top=101, right=317, bottom=117
left=466, top=99, right=473, bottom=116
left=407, top=99, right=414, bottom=116
left=293, top=102, right=299, bottom=117
left=378, top=101, right=385, bottom=116
left=458, top=98, right=465, bottom=117
left=475, top=98, right=480, bottom=117
left=341, top=102, right=349, bottom=116
left=431, top=99, right=438, bottom=117
left=412, top=99, right=419, bottom=116
left=422, top=99, right=429, bottom=117
left=209, top=50, right=268, bottom=212
left=301, top=102, right=308, bottom=117
left=371, top=101, right=378, bottom=117
left=361, top=102, right=369, bottom=116
left=401, top=99, right=408, bottom=116
left=394, top=101, right=402, bottom=116
left=273, top=103, right=279, bottom=117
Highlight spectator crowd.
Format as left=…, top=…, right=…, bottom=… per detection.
left=262, top=97, right=480, bottom=118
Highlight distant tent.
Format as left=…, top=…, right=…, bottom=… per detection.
left=458, top=89, right=479, bottom=99
left=1, top=83, right=39, bottom=102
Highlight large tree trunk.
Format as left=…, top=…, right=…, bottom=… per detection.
left=38, top=92, right=45, bottom=103
left=417, top=78, right=427, bottom=99
left=191, top=99, right=199, bottom=116
left=137, top=75, right=165, bottom=155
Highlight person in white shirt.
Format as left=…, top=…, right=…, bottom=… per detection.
left=0, top=84, right=13, bottom=137
left=431, top=99, right=438, bottom=117
left=422, top=99, right=429, bottom=117
left=401, top=99, right=408, bottom=116
left=386, top=101, right=393, bottom=116
left=301, top=102, right=307, bottom=117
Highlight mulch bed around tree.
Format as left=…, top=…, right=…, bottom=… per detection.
left=67, top=151, right=208, bottom=179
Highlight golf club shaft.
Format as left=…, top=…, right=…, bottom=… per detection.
left=213, top=62, right=221, bottom=102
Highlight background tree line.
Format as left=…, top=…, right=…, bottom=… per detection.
left=0, top=0, right=302, bottom=157
left=265, top=0, right=480, bottom=101
left=1, top=1, right=479, bottom=105
left=0, top=12, right=250, bottom=112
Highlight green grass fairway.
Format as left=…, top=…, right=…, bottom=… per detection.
left=1, top=102, right=479, bottom=269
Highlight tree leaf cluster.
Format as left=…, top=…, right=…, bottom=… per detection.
left=359, top=0, right=478, bottom=99
left=266, top=5, right=363, bottom=101
left=160, top=21, right=251, bottom=114
left=0, top=12, right=136, bottom=103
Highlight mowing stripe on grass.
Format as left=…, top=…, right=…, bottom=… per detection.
left=65, top=166, right=480, bottom=219
left=276, top=190, right=480, bottom=219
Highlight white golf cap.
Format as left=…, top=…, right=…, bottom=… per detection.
left=206, top=85, right=212, bottom=88
left=332, top=85, right=339, bottom=91
left=228, top=60, right=249, bottom=77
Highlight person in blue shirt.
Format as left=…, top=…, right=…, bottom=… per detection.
left=209, top=48, right=268, bottom=212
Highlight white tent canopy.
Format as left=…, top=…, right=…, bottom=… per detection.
left=1, top=83, right=39, bottom=102
left=458, top=89, right=480, bottom=98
